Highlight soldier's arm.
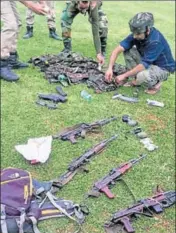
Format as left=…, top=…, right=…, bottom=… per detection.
left=19, top=1, right=47, bottom=15
left=90, top=6, right=101, bottom=55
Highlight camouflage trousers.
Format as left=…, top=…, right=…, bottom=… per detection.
left=25, top=1, right=56, bottom=28
left=61, top=2, right=108, bottom=45
left=124, top=46, right=170, bottom=88
left=1, top=1, right=22, bottom=58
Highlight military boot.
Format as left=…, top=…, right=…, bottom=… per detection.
left=61, top=41, right=72, bottom=53
left=9, top=51, right=29, bottom=69
left=0, top=59, right=19, bottom=82
left=23, top=26, right=33, bottom=39
left=49, top=28, right=62, bottom=41
left=100, top=37, right=107, bottom=57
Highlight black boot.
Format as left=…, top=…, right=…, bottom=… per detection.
left=0, top=59, right=19, bottom=82
left=100, top=37, right=107, bottom=57
left=9, top=51, right=29, bottom=69
left=61, top=41, right=72, bottom=53
left=23, top=26, right=33, bottom=39
left=49, top=28, right=62, bottom=41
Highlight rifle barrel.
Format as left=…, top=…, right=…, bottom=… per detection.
left=97, top=116, right=117, bottom=126
left=68, top=134, right=118, bottom=171
left=131, top=154, right=147, bottom=165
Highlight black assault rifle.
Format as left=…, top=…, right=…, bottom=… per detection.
left=88, top=154, right=147, bottom=199
left=52, top=134, right=118, bottom=191
left=104, top=189, right=176, bottom=233
left=52, top=116, right=117, bottom=144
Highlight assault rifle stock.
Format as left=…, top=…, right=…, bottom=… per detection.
left=89, top=154, right=147, bottom=199
left=52, top=134, right=118, bottom=191
left=104, top=190, right=175, bottom=233
left=53, top=116, right=117, bottom=144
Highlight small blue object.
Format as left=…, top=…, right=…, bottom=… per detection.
left=81, top=90, right=92, bottom=102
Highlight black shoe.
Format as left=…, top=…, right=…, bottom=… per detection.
left=60, top=41, right=72, bottom=53
left=9, top=52, right=29, bottom=69
left=49, top=28, right=62, bottom=41
left=61, top=48, right=71, bottom=54
left=0, top=59, right=19, bottom=82
left=23, top=26, right=33, bottom=39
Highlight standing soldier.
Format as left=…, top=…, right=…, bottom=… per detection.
left=23, top=1, right=62, bottom=40
left=60, top=0, right=108, bottom=64
left=0, top=0, right=47, bottom=82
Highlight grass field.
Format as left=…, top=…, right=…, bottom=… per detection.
left=1, top=1, right=175, bottom=233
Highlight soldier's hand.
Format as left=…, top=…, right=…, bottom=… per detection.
left=96, top=53, right=105, bottom=65
left=105, top=68, right=113, bottom=83
left=25, top=2, right=49, bottom=15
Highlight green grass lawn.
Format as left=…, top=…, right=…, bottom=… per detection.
left=1, top=1, right=175, bottom=233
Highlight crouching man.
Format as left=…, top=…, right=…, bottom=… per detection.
left=105, top=12, right=175, bottom=94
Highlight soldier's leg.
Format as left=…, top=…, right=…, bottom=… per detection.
left=23, top=7, right=34, bottom=39
left=136, top=65, right=169, bottom=94
left=46, top=1, right=62, bottom=40
left=61, top=2, right=79, bottom=52
left=98, top=4, right=108, bottom=57
left=10, top=0, right=22, bottom=50
left=0, top=1, right=19, bottom=81
left=8, top=1, right=28, bottom=69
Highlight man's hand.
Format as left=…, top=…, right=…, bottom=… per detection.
left=97, top=53, right=105, bottom=65
left=105, top=68, right=113, bottom=83
left=115, top=74, right=127, bottom=84
left=21, top=1, right=48, bottom=15
left=30, top=3, right=49, bottom=15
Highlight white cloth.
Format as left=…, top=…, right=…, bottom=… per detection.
left=15, top=136, right=52, bottom=163
left=140, top=138, right=158, bottom=151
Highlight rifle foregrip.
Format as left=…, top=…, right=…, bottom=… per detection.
left=101, top=186, right=115, bottom=199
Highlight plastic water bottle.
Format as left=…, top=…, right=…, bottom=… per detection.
left=81, top=90, right=92, bottom=102
left=147, top=99, right=164, bottom=107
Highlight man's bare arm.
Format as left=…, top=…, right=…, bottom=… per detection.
left=105, top=45, right=125, bottom=82
left=121, top=64, right=145, bottom=79
left=19, top=1, right=47, bottom=15
left=108, top=45, right=125, bottom=69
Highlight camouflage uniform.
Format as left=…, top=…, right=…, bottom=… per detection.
left=61, top=1, right=108, bottom=55
left=25, top=1, right=56, bottom=28
left=124, top=46, right=170, bottom=88
left=23, top=1, right=61, bottom=40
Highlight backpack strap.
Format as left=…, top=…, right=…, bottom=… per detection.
left=28, top=216, right=41, bottom=233
left=45, top=191, right=77, bottom=222
left=73, top=205, right=85, bottom=224
left=1, top=204, right=8, bottom=233
left=19, top=208, right=26, bottom=233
